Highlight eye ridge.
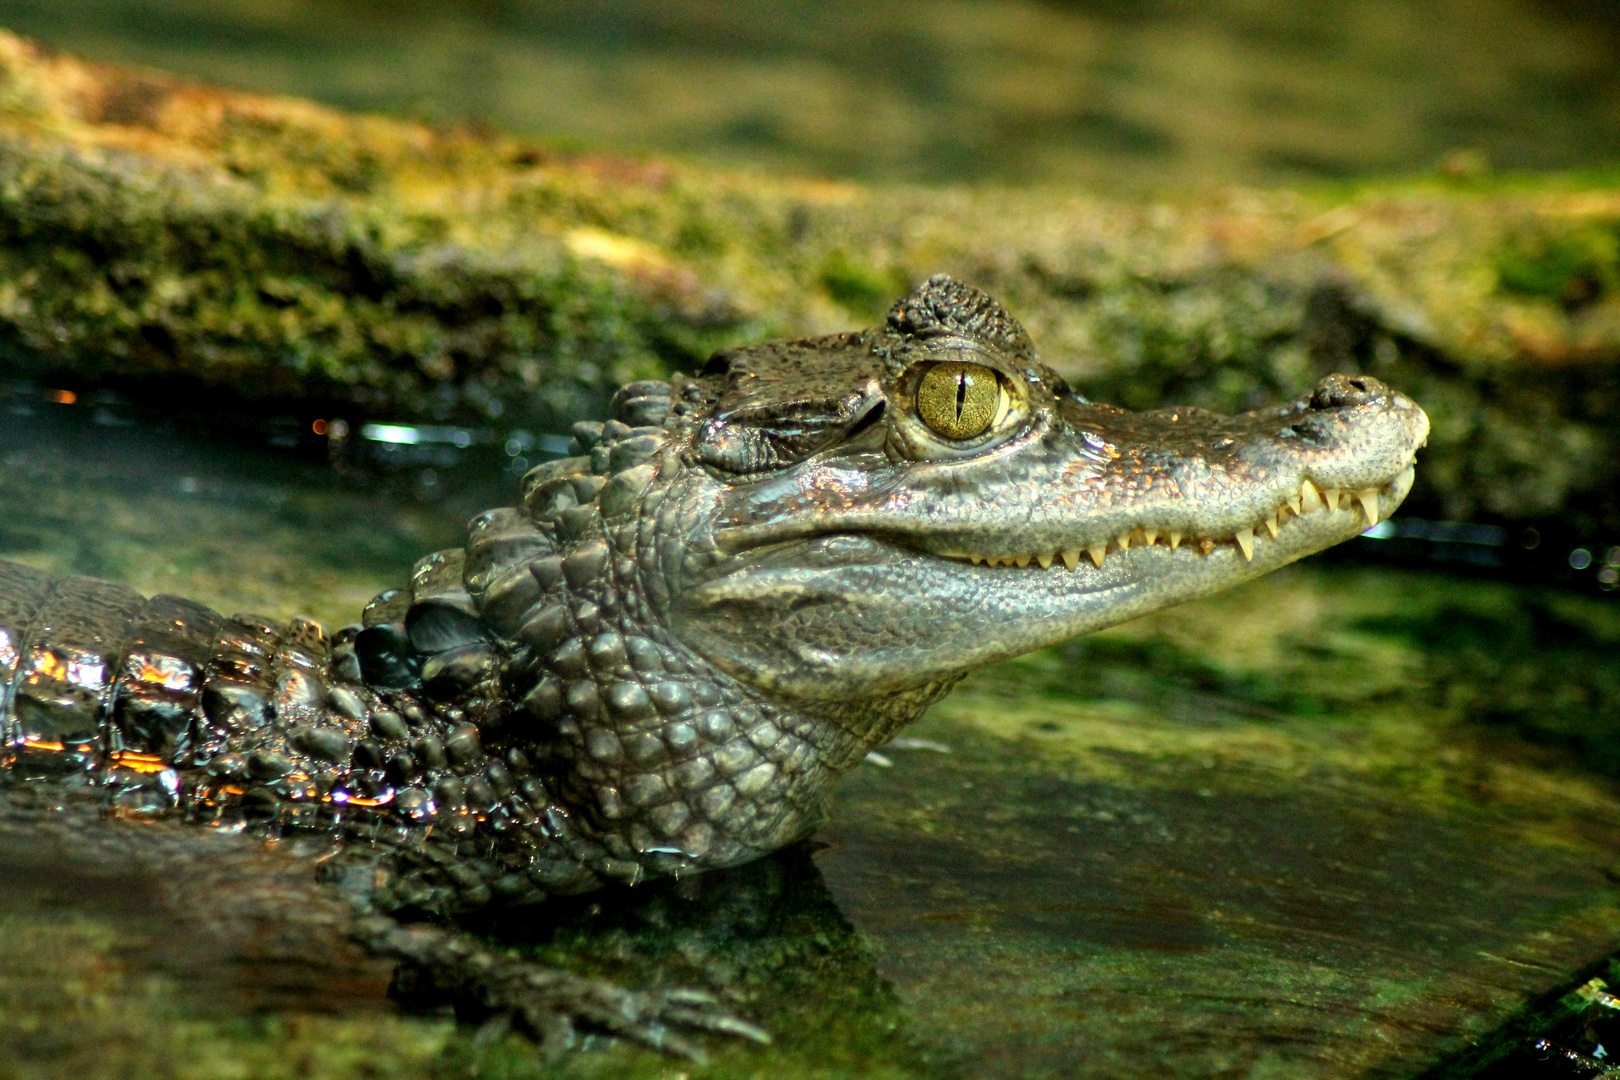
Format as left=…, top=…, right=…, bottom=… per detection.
left=916, top=361, right=1001, bottom=440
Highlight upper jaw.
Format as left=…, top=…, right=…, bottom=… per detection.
left=709, top=374, right=1429, bottom=575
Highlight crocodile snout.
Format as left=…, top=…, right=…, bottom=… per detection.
left=1310, top=373, right=1390, bottom=411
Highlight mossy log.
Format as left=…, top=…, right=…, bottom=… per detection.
left=0, top=30, right=1617, bottom=527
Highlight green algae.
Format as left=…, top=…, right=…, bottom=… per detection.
left=0, top=827, right=452, bottom=1080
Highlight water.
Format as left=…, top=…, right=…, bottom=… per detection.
left=1, top=0, right=1617, bottom=193
left=4, top=389, right=1620, bottom=1078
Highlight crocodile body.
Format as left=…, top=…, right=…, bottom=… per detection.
left=0, top=276, right=1429, bottom=1048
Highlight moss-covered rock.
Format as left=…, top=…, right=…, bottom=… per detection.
left=0, top=30, right=1618, bottom=528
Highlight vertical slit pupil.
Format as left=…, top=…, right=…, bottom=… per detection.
left=955, top=371, right=968, bottom=420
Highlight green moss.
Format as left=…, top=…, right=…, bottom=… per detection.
left=1497, top=221, right=1620, bottom=306
left=817, top=250, right=906, bottom=319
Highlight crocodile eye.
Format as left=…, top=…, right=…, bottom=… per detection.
left=915, top=362, right=1003, bottom=440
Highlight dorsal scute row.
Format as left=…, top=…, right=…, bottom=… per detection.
left=499, top=379, right=679, bottom=646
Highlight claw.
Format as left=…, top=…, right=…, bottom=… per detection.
left=352, top=915, right=769, bottom=1061
left=711, top=1017, right=774, bottom=1044
left=663, top=988, right=722, bottom=1006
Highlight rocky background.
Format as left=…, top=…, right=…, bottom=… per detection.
left=0, top=30, right=1617, bottom=531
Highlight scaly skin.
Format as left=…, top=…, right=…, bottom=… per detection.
left=0, top=276, right=1428, bottom=1052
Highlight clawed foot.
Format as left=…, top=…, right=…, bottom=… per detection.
left=351, top=915, right=771, bottom=1060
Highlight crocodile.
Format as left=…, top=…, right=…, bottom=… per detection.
left=0, top=275, right=1428, bottom=1054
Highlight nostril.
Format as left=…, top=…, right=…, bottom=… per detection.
left=1310, top=373, right=1387, bottom=410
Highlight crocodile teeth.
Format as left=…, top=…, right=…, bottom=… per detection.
left=951, top=473, right=1394, bottom=572
left=1235, top=526, right=1255, bottom=561
left=1356, top=489, right=1379, bottom=526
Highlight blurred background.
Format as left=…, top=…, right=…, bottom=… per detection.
left=2, top=0, right=1619, bottom=193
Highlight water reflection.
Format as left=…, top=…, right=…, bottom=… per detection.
left=1353, top=516, right=1620, bottom=596
left=0, top=378, right=489, bottom=628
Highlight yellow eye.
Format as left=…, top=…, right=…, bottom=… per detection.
left=915, top=362, right=1003, bottom=440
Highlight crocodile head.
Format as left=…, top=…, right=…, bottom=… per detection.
left=663, top=275, right=1427, bottom=700
left=458, top=275, right=1428, bottom=884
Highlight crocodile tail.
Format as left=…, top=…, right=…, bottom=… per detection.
left=0, top=560, right=367, bottom=812
left=0, top=558, right=342, bottom=801
left=0, top=559, right=205, bottom=777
